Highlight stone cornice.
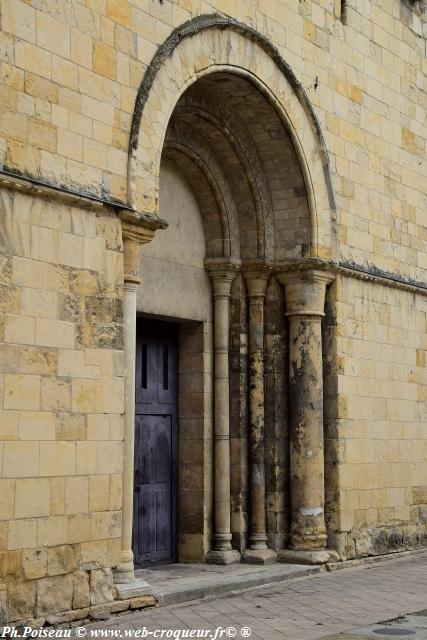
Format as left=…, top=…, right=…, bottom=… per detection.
left=277, top=258, right=427, bottom=297
left=0, top=168, right=169, bottom=232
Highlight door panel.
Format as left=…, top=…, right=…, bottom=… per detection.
left=133, top=320, right=178, bottom=566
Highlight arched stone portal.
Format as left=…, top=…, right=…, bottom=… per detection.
left=117, top=16, right=339, bottom=581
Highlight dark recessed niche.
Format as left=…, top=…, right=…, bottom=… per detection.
left=341, top=0, right=347, bottom=24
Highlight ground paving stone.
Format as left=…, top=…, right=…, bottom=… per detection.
left=83, top=553, right=427, bottom=639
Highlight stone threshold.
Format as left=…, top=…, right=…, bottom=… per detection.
left=134, top=562, right=321, bottom=606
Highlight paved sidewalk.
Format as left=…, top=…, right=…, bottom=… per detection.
left=85, top=553, right=427, bottom=640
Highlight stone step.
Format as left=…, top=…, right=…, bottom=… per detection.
left=135, top=562, right=321, bottom=606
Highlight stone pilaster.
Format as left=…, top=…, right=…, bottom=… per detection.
left=276, top=269, right=337, bottom=565
left=205, top=259, right=241, bottom=565
left=114, top=218, right=164, bottom=584
left=242, top=263, right=276, bottom=565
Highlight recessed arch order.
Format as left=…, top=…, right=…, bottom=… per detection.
left=128, top=14, right=338, bottom=262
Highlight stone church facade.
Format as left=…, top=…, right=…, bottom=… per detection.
left=0, top=0, right=426, bottom=625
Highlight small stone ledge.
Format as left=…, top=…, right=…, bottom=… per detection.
left=115, top=579, right=154, bottom=600
left=277, top=257, right=427, bottom=297
left=326, top=548, right=427, bottom=573
left=0, top=168, right=168, bottom=232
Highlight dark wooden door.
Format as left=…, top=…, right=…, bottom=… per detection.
left=133, top=319, right=178, bottom=566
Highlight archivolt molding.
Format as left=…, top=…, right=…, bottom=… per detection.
left=171, top=97, right=275, bottom=262
left=164, top=126, right=237, bottom=259
left=129, top=14, right=337, bottom=262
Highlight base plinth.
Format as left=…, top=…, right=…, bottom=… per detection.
left=206, top=549, right=241, bottom=565
left=115, top=578, right=154, bottom=600
left=114, top=561, right=135, bottom=584
left=242, top=548, right=277, bottom=565
left=278, top=549, right=339, bottom=565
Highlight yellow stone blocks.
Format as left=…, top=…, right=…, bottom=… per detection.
left=93, top=42, right=117, bottom=80
left=330, top=277, right=427, bottom=557
left=0, top=0, right=425, bottom=621
left=0, top=188, right=125, bottom=619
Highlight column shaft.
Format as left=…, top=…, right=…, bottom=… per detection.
left=120, top=281, right=138, bottom=569
left=242, top=268, right=276, bottom=564
left=206, top=261, right=240, bottom=565
left=277, top=269, right=336, bottom=565
left=114, top=220, right=159, bottom=584
left=288, top=313, right=326, bottom=550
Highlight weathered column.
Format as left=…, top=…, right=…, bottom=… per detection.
left=205, top=259, right=241, bottom=565
left=242, top=264, right=276, bottom=564
left=114, top=217, right=164, bottom=584
left=277, top=269, right=337, bottom=565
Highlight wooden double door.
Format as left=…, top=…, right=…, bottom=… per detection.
left=133, top=319, right=178, bottom=566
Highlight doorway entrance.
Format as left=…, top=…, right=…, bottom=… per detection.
left=133, top=319, right=178, bottom=566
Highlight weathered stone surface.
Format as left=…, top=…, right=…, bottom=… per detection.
left=88, top=604, right=111, bottom=620
left=73, top=571, right=90, bottom=609
left=47, top=545, right=78, bottom=577
left=46, top=607, right=89, bottom=624
left=89, top=568, right=114, bottom=605
left=7, top=580, right=36, bottom=621
left=278, top=549, right=331, bottom=565
left=109, top=599, right=131, bottom=613
left=114, top=579, right=153, bottom=600
left=129, top=595, right=157, bottom=609
left=0, top=587, right=7, bottom=626
left=22, top=548, right=47, bottom=580
left=36, top=574, right=73, bottom=616
left=0, top=551, right=21, bottom=580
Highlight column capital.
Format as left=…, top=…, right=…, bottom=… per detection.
left=121, top=220, right=159, bottom=285
left=242, top=261, right=273, bottom=298
left=276, top=268, right=334, bottom=318
left=204, top=259, right=241, bottom=297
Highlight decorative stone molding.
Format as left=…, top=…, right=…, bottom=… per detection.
left=128, top=15, right=337, bottom=261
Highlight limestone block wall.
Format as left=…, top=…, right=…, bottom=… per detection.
left=0, top=0, right=425, bottom=281
left=325, top=276, right=427, bottom=559
left=0, top=187, right=125, bottom=623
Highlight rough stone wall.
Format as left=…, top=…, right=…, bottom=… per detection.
left=325, top=276, right=427, bottom=559
left=0, top=187, right=124, bottom=622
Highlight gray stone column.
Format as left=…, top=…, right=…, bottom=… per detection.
left=242, top=264, right=276, bottom=564
left=206, top=259, right=241, bottom=565
left=277, top=269, right=337, bottom=565
left=114, top=219, right=161, bottom=584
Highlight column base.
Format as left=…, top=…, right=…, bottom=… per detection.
left=206, top=549, right=241, bottom=565
left=114, top=552, right=135, bottom=584
left=242, top=548, right=277, bottom=565
left=278, top=548, right=339, bottom=565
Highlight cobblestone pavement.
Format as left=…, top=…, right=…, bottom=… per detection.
left=86, top=553, right=427, bottom=640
